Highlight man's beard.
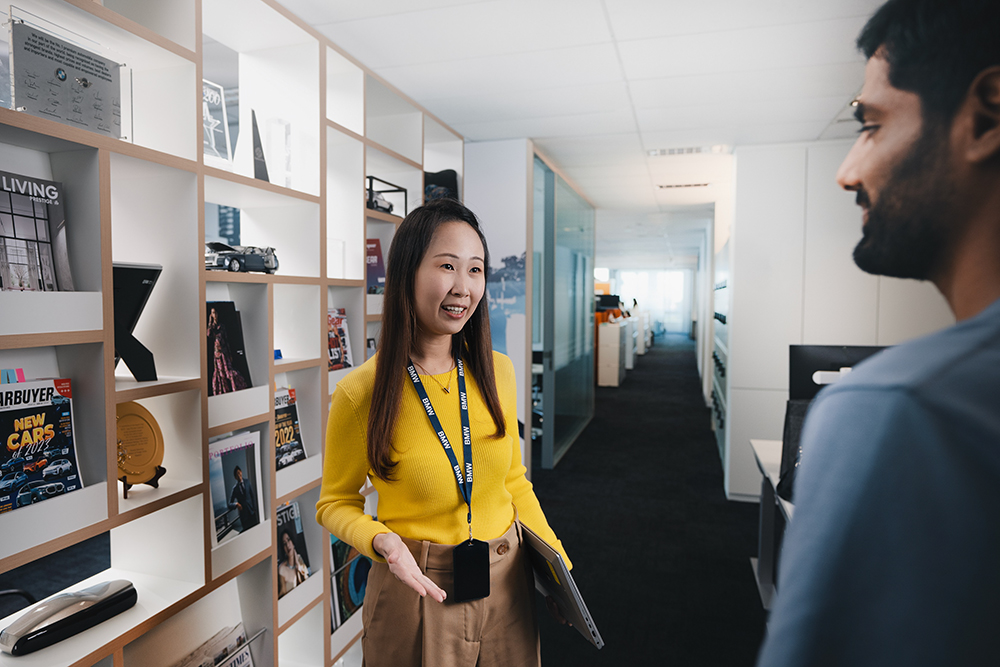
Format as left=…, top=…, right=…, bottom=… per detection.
left=852, top=125, right=957, bottom=280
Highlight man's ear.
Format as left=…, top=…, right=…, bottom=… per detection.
left=964, top=66, right=1000, bottom=164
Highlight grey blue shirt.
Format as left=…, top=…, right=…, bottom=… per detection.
left=758, top=296, right=1000, bottom=666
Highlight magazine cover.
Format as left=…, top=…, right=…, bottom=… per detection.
left=274, top=388, right=306, bottom=471
left=174, top=623, right=253, bottom=667
left=0, top=378, right=83, bottom=513
left=327, top=308, right=353, bottom=371
left=208, top=430, right=263, bottom=548
left=276, top=500, right=312, bottom=599
left=207, top=301, right=253, bottom=396
left=331, top=535, right=372, bottom=625
left=365, top=239, right=385, bottom=295
left=366, top=337, right=378, bottom=361
left=0, top=170, right=75, bottom=292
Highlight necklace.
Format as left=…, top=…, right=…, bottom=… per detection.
left=413, top=359, right=455, bottom=393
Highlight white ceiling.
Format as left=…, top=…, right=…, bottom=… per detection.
left=279, top=0, right=881, bottom=268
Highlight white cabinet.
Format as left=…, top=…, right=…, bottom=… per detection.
left=597, top=322, right=626, bottom=387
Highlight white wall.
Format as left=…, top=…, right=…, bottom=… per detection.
left=721, top=139, right=954, bottom=501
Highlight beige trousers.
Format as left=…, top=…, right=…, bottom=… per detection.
left=361, top=519, right=540, bottom=667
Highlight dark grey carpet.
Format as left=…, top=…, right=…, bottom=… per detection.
left=532, top=334, right=766, bottom=666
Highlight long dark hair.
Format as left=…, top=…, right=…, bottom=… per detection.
left=367, top=198, right=505, bottom=481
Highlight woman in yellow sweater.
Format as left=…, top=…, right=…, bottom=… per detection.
left=316, top=198, right=570, bottom=666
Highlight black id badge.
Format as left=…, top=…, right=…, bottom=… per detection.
left=453, top=539, right=490, bottom=602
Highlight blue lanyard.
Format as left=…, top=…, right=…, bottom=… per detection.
left=406, top=358, right=474, bottom=541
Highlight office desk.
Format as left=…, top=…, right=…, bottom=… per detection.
left=750, top=439, right=794, bottom=610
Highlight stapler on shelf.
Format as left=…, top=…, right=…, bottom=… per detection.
left=0, top=580, right=137, bottom=656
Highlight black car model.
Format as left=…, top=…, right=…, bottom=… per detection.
left=205, top=242, right=279, bottom=274
left=16, top=480, right=66, bottom=507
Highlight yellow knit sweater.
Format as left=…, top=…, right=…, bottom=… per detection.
left=316, top=350, right=571, bottom=568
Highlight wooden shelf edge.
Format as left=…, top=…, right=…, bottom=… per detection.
left=365, top=314, right=382, bottom=323
left=207, top=411, right=273, bottom=439
left=276, top=477, right=322, bottom=509
left=0, top=329, right=104, bottom=350
left=61, top=0, right=198, bottom=64
left=208, top=545, right=273, bottom=586
left=331, top=631, right=363, bottom=664
left=325, top=119, right=364, bottom=144
left=364, top=138, right=422, bottom=171
left=114, top=483, right=204, bottom=526
left=276, top=592, right=324, bottom=636
left=115, top=377, right=202, bottom=403
left=0, top=516, right=110, bottom=574
left=275, top=358, right=323, bottom=374
left=203, top=165, right=321, bottom=204
left=365, top=208, right=404, bottom=225
left=205, top=271, right=323, bottom=286
left=327, top=279, right=365, bottom=288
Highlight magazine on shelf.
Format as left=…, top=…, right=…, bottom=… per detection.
left=0, top=378, right=83, bottom=514
left=174, top=623, right=253, bottom=667
left=327, top=308, right=353, bottom=371
left=0, top=170, right=75, bottom=292
left=366, top=337, right=378, bottom=360
left=330, top=535, right=372, bottom=625
left=366, top=239, right=385, bottom=295
left=208, top=430, right=263, bottom=548
left=207, top=301, right=253, bottom=396
left=276, top=500, right=312, bottom=599
left=274, top=388, right=306, bottom=471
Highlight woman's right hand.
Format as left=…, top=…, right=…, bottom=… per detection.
left=372, top=532, right=447, bottom=603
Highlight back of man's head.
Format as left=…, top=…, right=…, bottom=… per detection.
left=859, top=0, right=1000, bottom=123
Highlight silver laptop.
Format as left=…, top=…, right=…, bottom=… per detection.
left=520, top=524, right=604, bottom=649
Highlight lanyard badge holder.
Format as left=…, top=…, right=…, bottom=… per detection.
left=408, top=359, right=490, bottom=602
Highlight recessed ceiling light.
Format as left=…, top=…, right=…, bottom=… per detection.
left=647, top=145, right=731, bottom=157
left=657, top=183, right=710, bottom=189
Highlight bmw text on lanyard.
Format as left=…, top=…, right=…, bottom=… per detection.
left=407, top=357, right=491, bottom=602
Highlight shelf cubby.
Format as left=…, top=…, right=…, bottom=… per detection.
left=278, top=600, right=325, bottom=667
left=123, top=555, right=272, bottom=667
left=0, top=125, right=103, bottom=336
left=274, top=283, right=321, bottom=366
left=210, top=421, right=273, bottom=580
left=0, top=495, right=204, bottom=667
left=326, top=48, right=364, bottom=137
left=276, top=486, right=324, bottom=629
left=327, top=285, right=364, bottom=394
left=103, top=0, right=197, bottom=54
left=8, top=0, right=197, bottom=160
left=366, top=145, right=422, bottom=218
left=326, top=128, right=364, bottom=281
left=364, top=76, right=422, bottom=166
left=423, top=116, right=463, bottom=200
left=275, top=366, right=323, bottom=501
left=206, top=281, right=270, bottom=429
left=111, top=153, right=201, bottom=385
left=203, top=0, right=320, bottom=196
left=205, top=175, right=321, bottom=279
left=116, top=389, right=203, bottom=516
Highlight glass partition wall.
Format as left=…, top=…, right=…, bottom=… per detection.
left=532, top=158, right=595, bottom=468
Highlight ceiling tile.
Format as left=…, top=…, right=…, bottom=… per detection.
left=532, top=134, right=645, bottom=167
left=636, top=95, right=846, bottom=132
left=733, top=120, right=830, bottom=145
left=425, top=82, right=632, bottom=126
left=452, top=109, right=636, bottom=141
left=605, top=0, right=884, bottom=41
left=617, top=17, right=867, bottom=80
left=640, top=128, right=740, bottom=151
left=628, top=62, right=864, bottom=110
left=374, top=43, right=623, bottom=101
left=277, top=0, right=491, bottom=25
left=315, top=0, right=611, bottom=70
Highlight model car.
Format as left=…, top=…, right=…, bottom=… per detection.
left=1, top=457, right=25, bottom=473
left=43, top=444, right=69, bottom=459
left=0, top=471, right=28, bottom=492
left=23, top=458, right=48, bottom=474
left=205, top=242, right=279, bottom=274
left=16, top=480, right=65, bottom=507
left=42, top=459, right=73, bottom=479
left=366, top=189, right=393, bottom=214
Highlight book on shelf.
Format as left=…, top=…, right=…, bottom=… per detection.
left=0, top=170, right=75, bottom=292
left=327, top=308, right=353, bottom=371
left=366, top=239, right=385, bottom=295
left=207, top=301, right=253, bottom=396
left=330, top=535, right=372, bottom=626
left=0, top=378, right=83, bottom=514
left=208, top=430, right=263, bottom=548
left=274, top=388, right=307, bottom=471
left=276, top=500, right=312, bottom=599
left=173, top=623, right=254, bottom=667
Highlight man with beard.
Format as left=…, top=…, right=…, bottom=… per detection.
left=757, top=1, right=1000, bottom=665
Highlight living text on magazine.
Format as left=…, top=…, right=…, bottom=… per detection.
left=0, top=378, right=83, bottom=513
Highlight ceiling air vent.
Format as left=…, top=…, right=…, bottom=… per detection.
left=647, top=145, right=730, bottom=157
left=657, top=183, right=709, bottom=189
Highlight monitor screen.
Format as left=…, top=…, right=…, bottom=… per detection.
left=789, top=345, right=885, bottom=400
left=596, top=294, right=620, bottom=310
left=113, top=262, right=162, bottom=366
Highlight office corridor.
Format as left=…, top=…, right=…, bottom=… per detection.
left=533, top=334, right=767, bottom=666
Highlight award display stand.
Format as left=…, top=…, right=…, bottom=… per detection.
left=0, top=1, right=464, bottom=666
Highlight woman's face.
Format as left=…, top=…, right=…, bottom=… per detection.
left=413, top=221, right=486, bottom=343
left=282, top=532, right=294, bottom=559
